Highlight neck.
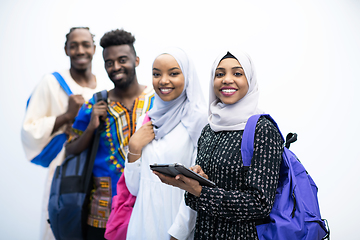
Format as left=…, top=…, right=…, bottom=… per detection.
left=110, top=77, right=145, bottom=103
left=69, top=66, right=96, bottom=89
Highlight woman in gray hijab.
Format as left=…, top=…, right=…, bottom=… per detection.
left=124, top=47, right=207, bottom=240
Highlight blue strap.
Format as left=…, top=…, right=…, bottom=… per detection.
left=241, top=114, right=283, bottom=167
left=28, top=72, right=73, bottom=167
left=30, top=134, right=67, bottom=167
left=26, top=72, right=72, bottom=109
left=52, top=71, right=73, bottom=96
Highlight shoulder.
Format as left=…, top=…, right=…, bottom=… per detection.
left=255, top=116, right=283, bottom=143
left=29, top=72, right=63, bottom=99
left=36, top=72, right=58, bottom=88
left=198, top=124, right=213, bottom=143
left=201, top=124, right=212, bottom=135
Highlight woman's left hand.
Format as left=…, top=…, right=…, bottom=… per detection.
left=153, top=171, right=202, bottom=197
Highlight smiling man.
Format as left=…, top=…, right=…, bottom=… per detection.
left=65, top=29, right=154, bottom=239
left=21, top=27, right=102, bottom=240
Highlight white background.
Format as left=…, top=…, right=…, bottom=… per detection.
left=1, top=0, right=359, bottom=239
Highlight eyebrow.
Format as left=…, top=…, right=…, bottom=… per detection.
left=216, top=66, right=243, bottom=71
left=152, top=67, right=181, bottom=71
left=69, top=40, right=92, bottom=45
left=169, top=67, right=181, bottom=71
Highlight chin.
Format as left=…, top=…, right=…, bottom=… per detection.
left=72, top=64, right=90, bottom=72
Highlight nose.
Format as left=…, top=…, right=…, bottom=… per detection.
left=114, top=61, right=122, bottom=71
left=77, top=45, right=85, bottom=55
left=222, top=73, right=234, bottom=84
left=159, top=75, right=170, bottom=85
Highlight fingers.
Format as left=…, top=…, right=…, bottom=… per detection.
left=64, top=122, right=73, bottom=135
left=153, top=171, right=175, bottom=186
left=189, top=165, right=208, bottom=179
left=93, top=102, right=107, bottom=117
left=68, top=95, right=85, bottom=109
left=190, top=165, right=202, bottom=174
left=153, top=171, right=202, bottom=196
left=94, top=100, right=107, bottom=106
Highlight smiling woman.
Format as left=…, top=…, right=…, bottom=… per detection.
left=117, top=47, right=208, bottom=240
left=213, top=53, right=249, bottom=105
left=152, top=54, right=185, bottom=102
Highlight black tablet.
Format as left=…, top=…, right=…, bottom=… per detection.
left=150, top=163, right=216, bottom=188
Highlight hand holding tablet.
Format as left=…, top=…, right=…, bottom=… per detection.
left=150, top=163, right=216, bottom=188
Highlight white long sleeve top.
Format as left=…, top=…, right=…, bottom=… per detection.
left=125, top=116, right=197, bottom=240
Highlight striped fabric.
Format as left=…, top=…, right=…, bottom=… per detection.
left=70, top=87, right=155, bottom=228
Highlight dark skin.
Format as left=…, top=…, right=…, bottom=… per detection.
left=153, top=165, right=207, bottom=197
left=104, top=45, right=146, bottom=109
left=66, top=44, right=145, bottom=156
left=52, top=28, right=97, bottom=135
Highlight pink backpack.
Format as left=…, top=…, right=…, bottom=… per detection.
left=104, top=113, right=150, bottom=240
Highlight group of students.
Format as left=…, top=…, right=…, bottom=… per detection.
left=21, top=27, right=284, bottom=240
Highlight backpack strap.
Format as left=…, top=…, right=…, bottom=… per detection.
left=83, top=90, right=108, bottom=189
left=26, top=72, right=72, bottom=109
left=93, top=89, right=108, bottom=103
left=241, top=114, right=283, bottom=167
left=52, top=72, right=73, bottom=96
left=28, top=72, right=74, bottom=166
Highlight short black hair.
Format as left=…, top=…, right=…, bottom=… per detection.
left=100, top=29, right=136, bottom=55
left=65, top=27, right=95, bottom=47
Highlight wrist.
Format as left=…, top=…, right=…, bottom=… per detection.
left=128, top=143, right=143, bottom=155
left=194, top=185, right=202, bottom=197
left=63, top=112, right=73, bottom=122
left=128, top=147, right=142, bottom=155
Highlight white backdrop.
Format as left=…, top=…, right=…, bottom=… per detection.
left=0, top=0, right=359, bottom=239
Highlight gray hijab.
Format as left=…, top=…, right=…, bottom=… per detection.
left=148, top=47, right=207, bottom=146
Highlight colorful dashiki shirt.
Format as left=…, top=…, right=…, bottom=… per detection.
left=69, top=87, right=154, bottom=228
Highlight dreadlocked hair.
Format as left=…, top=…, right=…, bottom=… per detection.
left=65, top=27, right=95, bottom=47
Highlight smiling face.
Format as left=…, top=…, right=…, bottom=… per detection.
left=152, top=54, right=185, bottom=102
left=65, top=28, right=95, bottom=71
left=103, top=44, right=139, bottom=89
left=213, top=58, right=249, bottom=105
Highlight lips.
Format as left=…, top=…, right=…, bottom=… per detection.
left=159, top=88, right=174, bottom=94
left=73, top=57, right=89, bottom=64
left=220, top=87, right=237, bottom=96
left=111, top=70, right=126, bottom=81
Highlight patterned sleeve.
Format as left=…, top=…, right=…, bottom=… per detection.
left=67, top=97, right=94, bottom=143
left=185, top=118, right=283, bottom=221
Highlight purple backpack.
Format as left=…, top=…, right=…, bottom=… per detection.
left=241, top=114, right=330, bottom=240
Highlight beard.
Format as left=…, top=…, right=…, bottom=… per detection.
left=110, top=66, right=136, bottom=90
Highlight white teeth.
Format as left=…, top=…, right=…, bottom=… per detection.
left=160, top=88, right=172, bottom=93
left=221, top=89, right=236, bottom=93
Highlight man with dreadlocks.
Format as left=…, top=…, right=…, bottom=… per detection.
left=66, top=29, right=155, bottom=239
left=21, top=27, right=102, bottom=240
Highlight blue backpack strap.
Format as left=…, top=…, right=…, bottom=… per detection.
left=31, top=134, right=67, bottom=167
left=241, top=114, right=284, bottom=167
left=241, top=114, right=264, bottom=167
left=26, top=72, right=72, bottom=109
left=29, top=73, right=74, bottom=166
left=52, top=72, right=73, bottom=96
